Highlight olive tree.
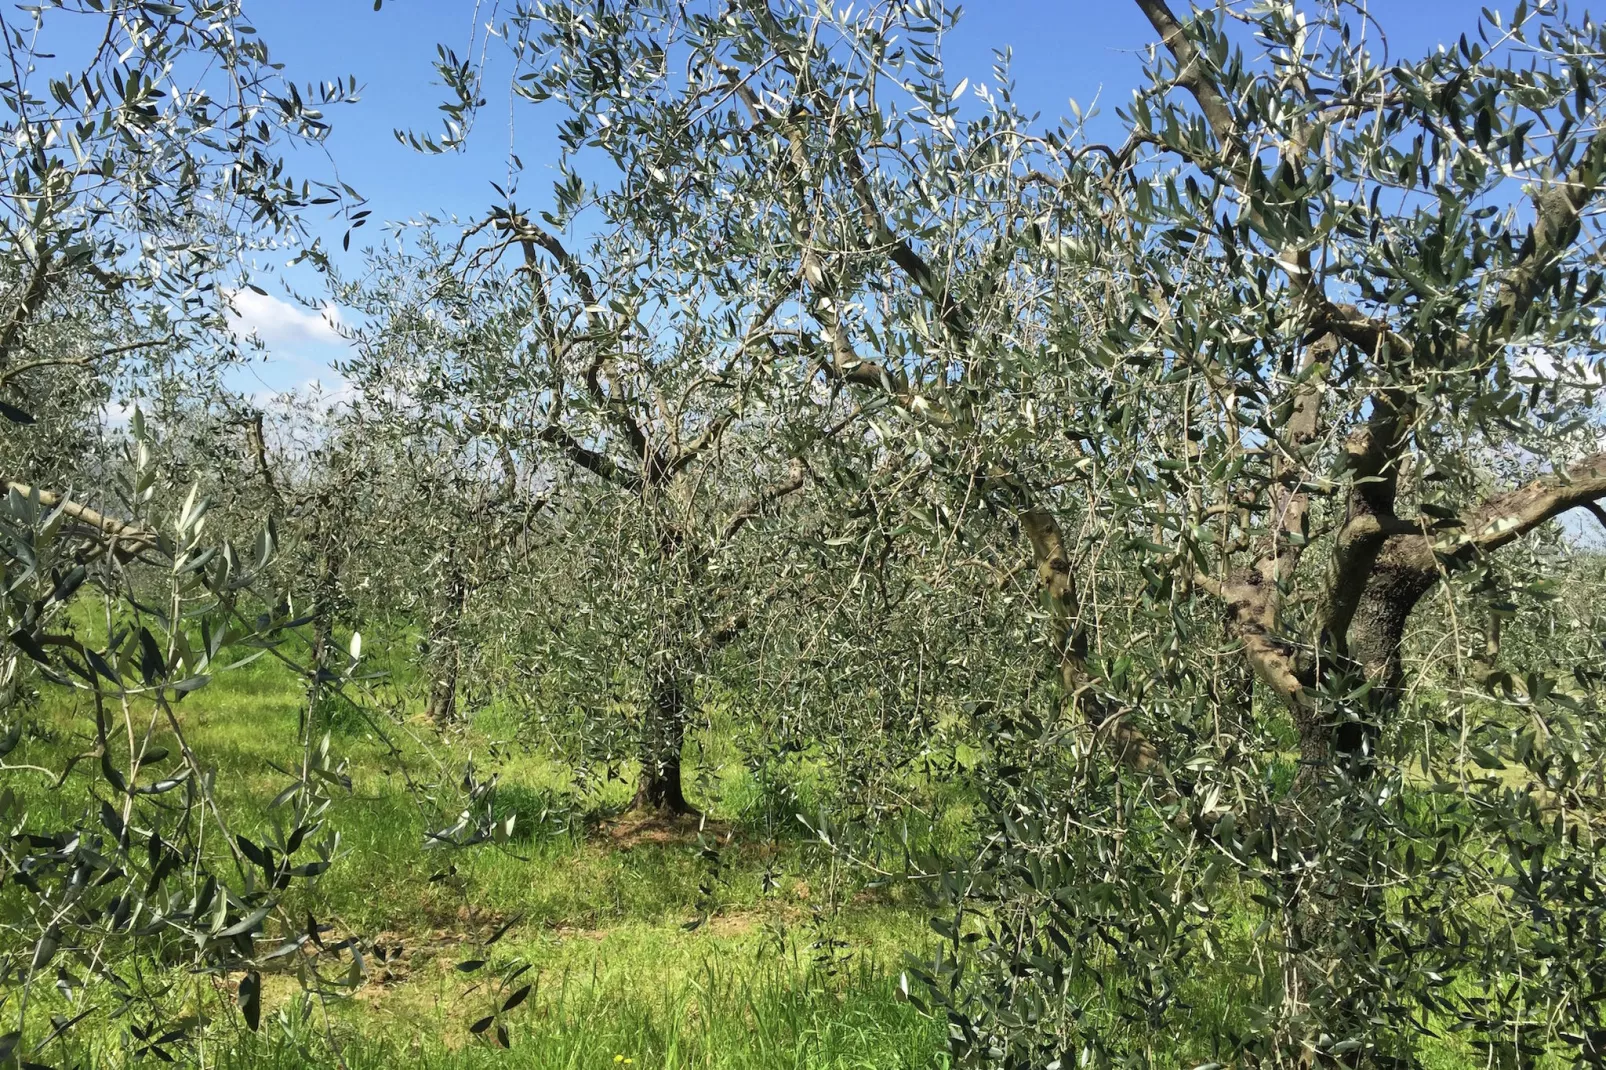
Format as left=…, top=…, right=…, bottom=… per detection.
left=1, top=1, right=374, bottom=1056
left=0, top=0, right=363, bottom=426
left=487, top=0, right=1606, bottom=1063
left=1, top=415, right=368, bottom=1062
left=1098, top=0, right=1606, bottom=1058
left=336, top=212, right=817, bottom=811
left=898, top=0, right=1606, bottom=1061
left=1, top=0, right=367, bottom=743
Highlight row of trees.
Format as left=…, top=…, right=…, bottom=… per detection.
left=8, top=0, right=1606, bottom=1065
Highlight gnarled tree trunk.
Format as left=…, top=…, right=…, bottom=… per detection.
left=425, top=564, right=467, bottom=726
left=424, top=651, right=459, bottom=726
left=632, top=661, right=695, bottom=814
left=1335, top=549, right=1438, bottom=766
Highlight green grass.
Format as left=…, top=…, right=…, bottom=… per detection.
left=43, top=952, right=940, bottom=1069
left=4, top=641, right=947, bottom=1069
left=4, top=625, right=1557, bottom=1068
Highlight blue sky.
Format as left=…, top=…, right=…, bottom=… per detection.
left=251, top=0, right=1497, bottom=239
left=225, top=0, right=1497, bottom=405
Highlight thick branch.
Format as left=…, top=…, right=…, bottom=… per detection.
left=717, top=63, right=920, bottom=398
left=1313, top=129, right=1606, bottom=365
left=508, top=216, right=663, bottom=481
left=841, top=152, right=970, bottom=342
left=506, top=220, right=598, bottom=309
left=1455, top=451, right=1606, bottom=560
left=1249, top=341, right=1330, bottom=588
left=1488, top=129, right=1606, bottom=334
left=243, top=411, right=285, bottom=516
left=0, top=354, right=93, bottom=389
left=1133, top=0, right=1243, bottom=160
left=667, top=414, right=733, bottom=478
left=1200, top=340, right=1331, bottom=712
left=1348, top=451, right=1606, bottom=693
left=0, top=250, right=53, bottom=369
left=1318, top=387, right=1418, bottom=648
left=0, top=477, right=160, bottom=554
left=1022, top=504, right=1159, bottom=769
left=515, top=233, right=564, bottom=361
left=699, top=573, right=793, bottom=654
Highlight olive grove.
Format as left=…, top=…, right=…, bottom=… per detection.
left=5, top=0, right=1606, bottom=1067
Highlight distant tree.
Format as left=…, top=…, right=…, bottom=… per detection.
left=338, top=212, right=817, bottom=810
left=480, top=0, right=1150, bottom=765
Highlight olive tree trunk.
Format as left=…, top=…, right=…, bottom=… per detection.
left=632, top=661, right=695, bottom=814
left=425, top=565, right=467, bottom=726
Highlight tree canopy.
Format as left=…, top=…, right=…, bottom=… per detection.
left=7, top=1, right=1606, bottom=1067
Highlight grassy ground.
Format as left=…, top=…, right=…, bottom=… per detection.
left=4, top=631, right=1547, bottom=1068
left=5, top=643, right=947, bottom=1069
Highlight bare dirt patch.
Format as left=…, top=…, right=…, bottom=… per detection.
left=594, top=808, right=733, bottom=848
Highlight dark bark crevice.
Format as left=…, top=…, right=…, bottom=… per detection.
left=1308, top=548, right=1439, bottom=773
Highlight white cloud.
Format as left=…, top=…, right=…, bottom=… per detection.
left=248, top=375, right=357, bottom=417
left=226, top=288, right=347, bottom=349
left=99, top=400, right=134, bottom=430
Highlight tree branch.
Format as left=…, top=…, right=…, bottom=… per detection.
left=1133, top=0, right=1243, bottom=160
left=1317, top=387, right=1418, bottom=648
left=0, top=354, right=93, bottom=389
left=0, top=250, right=53, bottom=369
left=505, top=218, right=598, bottom=309
left=1455, top=451, right=1606, bottom=560
left=667, top=413, right=733, bottom=479
left=1021, top=502, right=1160, bottom=769
left=507, top=215, right=664, bottom=483
left=536, top=425, right=642, bottom=492
left=243, top=410, right=285, bottom=516
left=720, top=459, right=807, bottom=544
left=0, top=477, right=160, bottom=556
left=1365, top=451, right=1606, bottom=581
left=840, top=151, right=970, bottom=343
left=1487, top=129, right=1606, bottom=335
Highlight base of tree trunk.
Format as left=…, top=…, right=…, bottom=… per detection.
left=631, top=763, right=698, bottom=815
left=636, top=663, right=697, bottom=814
left=426, top=675, right=457, bottom=725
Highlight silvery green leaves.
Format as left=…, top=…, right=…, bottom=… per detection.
left=0, top=422, right=369, bottom=1058
left=903, top=0, right=1606, bottom=1064
left=0, top=1, right=365, bottom=499
left=485, top=1, right=1606, bottom=1066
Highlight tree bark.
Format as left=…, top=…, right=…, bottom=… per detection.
left=632, top=661, right=696, bottom=814
left=425, top=564, right=467, bottom=726
left=1022, top=504, right=1160, bottom=768
left=425, top=651, right=459, bottom=726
